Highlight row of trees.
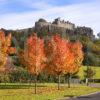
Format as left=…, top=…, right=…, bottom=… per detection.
left=1, top=28, right=100, bottom=66
left=0, top=31, right=84, bottom=93
left=18, top=34, right=84, bottom=93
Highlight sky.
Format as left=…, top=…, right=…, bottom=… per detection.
left=0, top=0, right=100, bottom=36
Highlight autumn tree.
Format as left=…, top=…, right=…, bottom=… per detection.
left=65, top=41, right=84, bottom=88
left=18, top=34, right=45, bottom=94
left=0, top=30, right=12, bottom=71
left=0, top=30, right=16, bottom=85
left=45, top=35, right=84, bottom=89
left=45, top=35, right=69, bottom=90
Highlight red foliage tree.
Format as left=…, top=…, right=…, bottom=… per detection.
left=64, top=41, right=84, bottom=87
left=18, top=33, right=84, bottom=91
left=45, top=35, right=70, bottom=90
left=19, top=34, right=45, bottom=93
left=45, top=35, right=84, bottom=89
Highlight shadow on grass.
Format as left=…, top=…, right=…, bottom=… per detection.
left=64, top=95, right=75, bottom=98
left=0, top=84, right=47, bottom=89
left=77, top=96, right=91, bottom=98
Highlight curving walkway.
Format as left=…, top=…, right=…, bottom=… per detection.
left=60, top=84, right=100, bottom=100
left=67, top=92, right=100, bottom=100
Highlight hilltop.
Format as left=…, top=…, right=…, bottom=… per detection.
left=0, top=17, right=95, bottom=39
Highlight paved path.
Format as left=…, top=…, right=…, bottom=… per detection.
left=59, top=84, right=100, bottom=100
left=89, top=84, right=100, bottom=88
left=67, top=92, right=100, bottom=100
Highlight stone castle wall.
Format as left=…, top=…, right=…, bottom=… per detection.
left=35, top=18, right=75, bottom=31
left=35, top=18, right=94, bottom=38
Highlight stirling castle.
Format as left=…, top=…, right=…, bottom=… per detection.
left=35, top=17, right=75, bottom=31
left=0, top=17, right=95, bottom=39
left=35, top=18, right=95, bottom=39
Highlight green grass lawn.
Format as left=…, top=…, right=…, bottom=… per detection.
left=0, top=83, right=100, bottom=100
left=0, top=66, right=100, bottom=100
left=78, top=66, right=100, bottom=79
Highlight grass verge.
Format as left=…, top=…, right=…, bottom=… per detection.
left=0, top=83, right=100, bottom=100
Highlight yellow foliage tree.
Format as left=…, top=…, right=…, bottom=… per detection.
left=0, top=30, right=12, bottom=71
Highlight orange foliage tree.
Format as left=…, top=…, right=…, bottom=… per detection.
left=0, top=30, right=12, bottom=71
left=18, top=33, right=84, bottom=91
left=18, top=34, right=45, bottom=94
left=64, top=41, right=84, bottom=87
left=0, top=30, right=16, bottom=85
left=45, top=35, right=84, bottom=89
left=45, top=35, right=70, bottom=90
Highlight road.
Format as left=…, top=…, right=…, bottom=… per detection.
left=67, top=92, right=100, bottom=100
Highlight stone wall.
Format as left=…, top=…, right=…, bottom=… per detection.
left=35, top=18, right=94, bottom=39
left=35, top=18, right=75, bottom=31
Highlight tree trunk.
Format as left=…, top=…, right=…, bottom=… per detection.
left=35, top=75, right=37, bottom=94
left=86, top=66, right=89, bottom=86
left=29, top=74, right=32, bottom=85
left=68, top=74, right=71, bottom=88
left=93, top=78, right=95, bottom=83
left=4, top=72, right=6, bottom=85
left=58, top=75, right=61, bottom=90
left=86, top=78, right=89, bottom=86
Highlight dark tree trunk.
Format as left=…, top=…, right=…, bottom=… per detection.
left=4, top=72, right=7, bottom=85
left=58, top=75, right=61, bottom=90
left=35, top=75, right=37, bottom=94
left=68, top=74, right=71, bottom=88
left=29, top=74, right=32, bottom=85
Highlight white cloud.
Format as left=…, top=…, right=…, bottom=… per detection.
left=0, top=1, right=100, bottom=36
left=18, top=0, right=53, bottom=10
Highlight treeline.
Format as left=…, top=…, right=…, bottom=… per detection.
left=0, top=30, right=100, bottom=90
left=8, top=29, right=100, bottom=67
left=0, top=28, right=100, bottom=66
